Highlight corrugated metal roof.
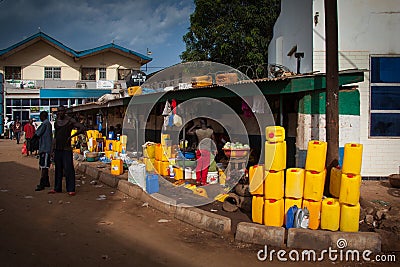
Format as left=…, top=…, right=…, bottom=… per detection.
left=0, top=32, right=152, bottom=62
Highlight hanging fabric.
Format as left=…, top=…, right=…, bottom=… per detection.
left=252, top=95, right=265, bottom=114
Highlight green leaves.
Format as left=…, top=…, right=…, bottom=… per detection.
left=181, top=0, right=281, bottom=69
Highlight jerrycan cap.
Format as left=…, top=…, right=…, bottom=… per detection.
left=269, top=170, right=278, bottom=173
left=313, top=141, right=319, bottom=144
left=327, top=201, right=333, bottom=205
left=310, top=170, right=319, bottom=174
left=269, top=199, right=277, bottom=203
left=268, top=132, right=275, bottom=138
left=351, top=144, right=357, bottom=147
left=291, top=169, right=298, bottom=172
left=347, top=174, right=356, bottom=178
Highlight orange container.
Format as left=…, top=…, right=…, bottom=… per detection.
left=265, top=126, right=285, bottom=142
left=111, top=159, right=123, bottom=176
left=329, top=166, right=342, bottom=198
left=263, top=198, right=284, bottom=227
left=155, top=160, right=169, bottom=176
left=339, top=173, right=361, bottom=205
left=252, top=195, right=264, bottom=224
left=264, top=170, right=284, bottom=200
left=303, top=170, right=326, bottom=201
left=285, top=168, right=305, bottom=198
left=302, top=199, right=322, bottom=230
left=340, top=203, right=360, bottom=232
left=264, top=141, right=286, bottom=171
left=174, top=167, right=183, bottom=180
left=305, top=140, right=327, bottom=172
left=342, top=143, right=363, bottom=175
left=321, top=198, right=340, bottom=231
left=249, top=165, right=264, bottom=195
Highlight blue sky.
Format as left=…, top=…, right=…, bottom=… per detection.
left=0, top=0, right=194, bottom=73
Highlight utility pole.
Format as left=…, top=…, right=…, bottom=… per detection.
left=325, top=0, right=339, bottom=194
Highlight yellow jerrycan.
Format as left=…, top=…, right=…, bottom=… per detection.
left=321, top=198, right=340, bottom=231
left=339, top=173, right=361, bottom=205
left=342, top=143, right=363, bottom=174
left=303, top=169, right=326, bottom=201
left=249, top=165, right=264, bottom=195
left=305, top=140, right=327, bottom=172
left=285, top=168, right=305, bottom=198
left=264, top=141, right=286, bottom=171
left=252, top=195, right=264, bottom=224
left=340, top=203, right=360, bottom=232
left=265, top=126, right=285, bottom=142
left=264, top=170, right=284, bottom=200
left=264, top=198, right=284, bottom=227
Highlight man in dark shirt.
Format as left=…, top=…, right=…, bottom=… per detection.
left=49, top=106, right=84, bottom=196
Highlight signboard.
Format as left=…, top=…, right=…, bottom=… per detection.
left=6, top=80, right=36, bottom=89
left=96, top=80, right=114, bottom=89
left=30, top=106, right=40, bottom=113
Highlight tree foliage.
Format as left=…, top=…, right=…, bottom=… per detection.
left=181, top=0, right=281, bottom=69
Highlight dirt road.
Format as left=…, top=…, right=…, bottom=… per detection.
left=0, top=139, right=310, bottom=267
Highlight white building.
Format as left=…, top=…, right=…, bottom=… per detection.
left=268, top=0, right=400, bottom=177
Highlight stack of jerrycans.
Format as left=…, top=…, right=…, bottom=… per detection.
left=339, top=143, right=363, bottom=232
left=154, top=134, right=172, bottom=176
left=263, top=126, right=286, bottom=227
left=284, top=168, right=304, bottom=226
left=303, top=140, right=327, bottom=230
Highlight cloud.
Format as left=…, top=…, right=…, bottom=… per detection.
left=0, top=0, right=193, bottom=53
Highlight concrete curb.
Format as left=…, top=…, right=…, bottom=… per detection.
left=99, top=172, right=119, bottom=188
left=117, top=180, right=144, bottom=199
left=85, top=165, right=100, bottom=180
left=235, top=222, right=285, bottom=247
left=287, top=228, right=382, bottom=252
left=175, top=204, right=231, bottom=235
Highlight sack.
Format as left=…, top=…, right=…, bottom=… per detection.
left=173, top=114, right=182, bottom=127
left=285, top=205, right=299, bottom=229
left=21, top=143, right=27, bottom=155
left=293, top=207, right=309, bottom=229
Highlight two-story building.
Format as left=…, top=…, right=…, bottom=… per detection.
left=268, top=0, right=400, bottom=177
left=0, top=31, right=151, bottom=123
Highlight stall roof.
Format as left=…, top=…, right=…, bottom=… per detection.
left=69, top=69, right=364, bottom=112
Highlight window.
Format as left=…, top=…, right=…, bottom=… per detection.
left=31, top=99, right=39, bottom=106
left=4, top=66, right=21, bottom=80
left=50, top=99, right=59, bottom=106
left=81, top=68, right=96, bottom=80
left=99, top=68, right=106, bottom=79
left=40, top=99, right=49, bottom=106
left=370, top=56, right=400, bottom=137
left=59, top=99, right=68, bottom=106
left=44, top=67, right=61, bottom=79
left=12, top=99, right=21, bottom=106
left=22, top=99, right=30, bottom=106
left=118, top=69, right=131, bottom=80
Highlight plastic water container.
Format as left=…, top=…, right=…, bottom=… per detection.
left=303, top=170, right=326, bottom=201
left=219, top=170, right=226, bottom=185
left=264, top=198, right=284, bottom=227
left=265, top=126, right=285, bottom=142
left=161, top=134, right=170, bottom=146
left=155, top=161, right=169, bottom=176
left=144, top=157, right=155, bottom=173
left=105, top=151, right=114, bottom=159
left=108, top=131, right=115, bottom=140
left=264, top=170, right=284, bottom=200
left=143, top=143, right=156, bottom=159
left=111, top=159, right=123, bottom=176
left=329, top=166, right=342, bottom=198
left=249, top=165, right=264, bottom=195
left=207, top=171, right=219, bottom=184
left=113, top=141, right=121, bottom=153
left=340, top=203, right=360, bottom=232
left=321, top=198, right=340, bottom=231
left=305, top=140, right=327, bottom=172
left=105, top=140, right=114, bottom=151
left=146, top=174, right=159, bottom=194
left=339, top=173, right=361, bottom=205
left=285, top=168, right=305, bottom=198
left=194, top=187, right=208, bottom=198
left=173, top=167, right=183, bottom=180
left=264, top=141, right=286, bottom=171
left=120, top=135, right=128, bottom=145
left=161, top=145, right=172, bottom=161
left=252, top=195, right=264, bottom=224
left=342, top=143, right=363, bottom=174
left=284, top=197, right=302, bottom=224
left=155, top=143, right=162, bottom=161
left=128, top=163, right=146, bottom=189
left=302, top=199, right=321, bottom=230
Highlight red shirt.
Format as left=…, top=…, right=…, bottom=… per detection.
left=24, top=123, right=36, bottom=139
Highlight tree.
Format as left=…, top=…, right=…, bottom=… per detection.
left=180, top=0, right=281, bottom=70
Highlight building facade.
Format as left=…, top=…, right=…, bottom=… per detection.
left=0, top=32, right=151, bottom=123
left=268, top=0, right=400, bottom=177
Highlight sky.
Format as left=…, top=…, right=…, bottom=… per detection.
left=0, top=0, right=194, bottom=73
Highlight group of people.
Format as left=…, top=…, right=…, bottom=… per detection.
left=26, top=106, right=85, bottom=195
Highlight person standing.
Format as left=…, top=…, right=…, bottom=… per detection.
left=189, top=119, right=216, bottom=186
left=13, top=118, right=22, bottom=144
left=49, top=106, right=84, bottom=195
left=23, top=119, right=36, bottom=156
left=34, top=111, right=53, bottom=191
